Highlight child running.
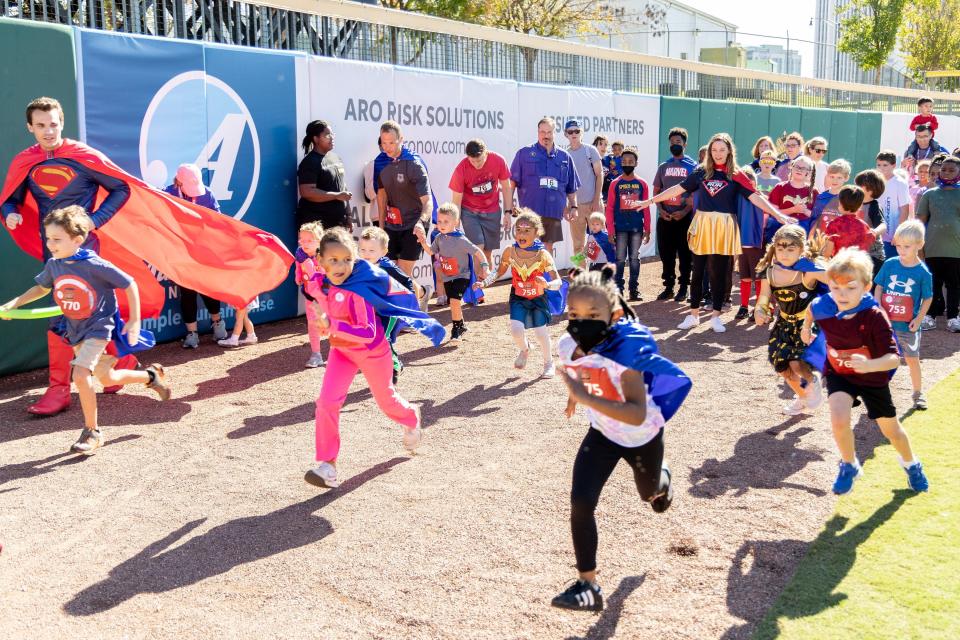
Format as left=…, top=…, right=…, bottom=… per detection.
left=0, top=206, right=170, bottom=454
left=582, top=211, right=616, bottom=272
left=551, top=265, right=691, bottom=612
left=359, top=226, right=417, bottom=384
left=801, top=248, right=929, bottom=495
left=754, top=224, right=830, bottom=415
left=414, top=202, right=489, bottom=343
left=296, top=221, right=326, bottom=368
left=476, top=209, right=562, bottom=377
left=873, top=220, right=933, bottom=409
left=304, top=227, right=444, bottom=489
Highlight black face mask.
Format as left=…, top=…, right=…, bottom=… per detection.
left=567, top=319, right=611, bottom=353
left=621, top=165, right=636, bottom=176
left=670, top=144, right=684, bottom=157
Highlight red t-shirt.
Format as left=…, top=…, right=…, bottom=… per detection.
left=910, top=114, right=938, bottom=133
left=448, top=152, right=510, bottom=214
left=825, top=214, right=874, bottom=253
left=768, top=182, right=817, bottom=220
left=817, top=306, right=899, bottom=387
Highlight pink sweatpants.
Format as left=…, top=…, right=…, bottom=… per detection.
left=305, top=300, right=324, bottom=352
left=315, top=341, right=419, bottom=462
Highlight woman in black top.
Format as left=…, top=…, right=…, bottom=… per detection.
left=296, top=120, right=352, bottom=230
left=642, top=133, right=795, bottom=333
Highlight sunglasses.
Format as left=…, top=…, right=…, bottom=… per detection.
left=566, top=129, right=581, bottom=135
left=812, top=148, right=828, bottom=154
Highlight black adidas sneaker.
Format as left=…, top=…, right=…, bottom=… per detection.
left=551, top=579, right=603, bottom=612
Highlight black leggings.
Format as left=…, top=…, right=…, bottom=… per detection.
left=179, top=287, right=221, bottom=325
left=926, top=257, right=960, bottom=319
left=691, top=254, right=731, bottom=311
left=570, top=428, right=666, bottom=573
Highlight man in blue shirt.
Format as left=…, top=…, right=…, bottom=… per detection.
left=509, top=117, right=580, bottom=253
left=652, top=127, right=697, bottom=302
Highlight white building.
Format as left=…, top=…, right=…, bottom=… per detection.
left=574, top=0, right=737, bottom=63
left=813, top=0, right=911, bottom=87
left=745, top=44, right=801, bottom=76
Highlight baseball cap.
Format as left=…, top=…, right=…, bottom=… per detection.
left=564, top=119, right=582, bottom=132
left=175, top=164, right=204, bottom=198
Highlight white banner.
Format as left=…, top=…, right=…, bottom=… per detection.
left=302, top=57, right=663, bottom=287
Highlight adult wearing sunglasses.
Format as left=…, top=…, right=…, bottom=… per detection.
left=564, top=120, right=604, bottom=255
left=804, top=137, right=830, bottom=192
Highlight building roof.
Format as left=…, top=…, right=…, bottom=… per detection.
left=660, top=0, right=738, bottom=30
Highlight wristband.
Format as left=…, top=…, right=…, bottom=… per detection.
left=479, top=262, right=489, bottom=269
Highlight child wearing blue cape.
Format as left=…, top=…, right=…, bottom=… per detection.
left=800, top=248, right=929, bottom=496
left=754, top=224, right=831, bottom=416
left=0, top=206, right=168, bottom=455
left=414, top=203, right=489, bottom=344
left=551, top=265, right=691, bottom=613
left=476, top=209, right=565, bottom=378
left=303, top=227, right=445, bottom=489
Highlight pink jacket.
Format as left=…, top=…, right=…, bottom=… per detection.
left=304, top=279, right=385, bottom=351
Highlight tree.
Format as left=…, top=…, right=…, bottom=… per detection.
left=837, top=0, right=908, bottom=85
left=379, top=0, right=483, bottom=64
left=899, top=0, right=960, bottom=89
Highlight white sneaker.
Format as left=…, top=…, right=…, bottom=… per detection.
left=305, top=351, right=325, bottom=368
left=403, top=424, right=422, bottom=452
left=805, top=373, right=824, bottom=410
left=948, top=317, right=960, bottom=333
left=710, top=316, right=726, bottom=333
left=921, top=315, right=936, bottom=331
left=238, top=334, right=259, bottom=345
left=677, top=314, right=699, bottom=330
left=783, top=395, right=808, bottom=416
left=514, top=344, right=530, bottom=369
left=217, top=335, right=239, bottom=347
left=542, top=361, right=556, bottom=378
left=304, top=461, right=339, bottom=488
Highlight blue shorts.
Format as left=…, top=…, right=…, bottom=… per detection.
left=509, top=294, right=550, bottom=329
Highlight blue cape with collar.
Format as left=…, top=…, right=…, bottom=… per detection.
left=517, top=239, right=568, bottom=315
left=318, top=258, right=445, bottom=346
left=591, top=319, right=692, bottom=422
left=430, top=228, right=483, bottom=305
left=63, top=249, right=156, bottom=355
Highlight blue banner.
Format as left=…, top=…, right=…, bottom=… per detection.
left=79, top=31, right=300, bottom=341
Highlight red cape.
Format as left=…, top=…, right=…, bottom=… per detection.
left=1, top=140, right=293, bottom=317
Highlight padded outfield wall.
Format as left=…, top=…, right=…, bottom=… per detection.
left=0, top=18, right=955, bottom=376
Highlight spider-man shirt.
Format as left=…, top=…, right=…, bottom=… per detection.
left=2, top=153, right=129, bottom=260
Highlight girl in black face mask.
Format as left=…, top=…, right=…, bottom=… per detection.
left=551, top=265, right=692, bottom=613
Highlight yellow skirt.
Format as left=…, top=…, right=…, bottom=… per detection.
left=687, top=210, right=741, bottom=256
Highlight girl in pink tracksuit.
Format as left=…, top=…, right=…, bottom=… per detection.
left=303, top=227, right=430, bottom=489
left=296, top=222, right=326, bottom=368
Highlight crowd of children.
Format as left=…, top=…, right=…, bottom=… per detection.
left=5, top=96, right=958, bottom=614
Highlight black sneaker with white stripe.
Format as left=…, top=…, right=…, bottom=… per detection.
left=551, top=579, right=603, bottom=612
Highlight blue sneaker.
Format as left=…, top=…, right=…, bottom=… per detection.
left=832, top=461, right=863, bottom=495
left=905, top=461, right=929, bottom=492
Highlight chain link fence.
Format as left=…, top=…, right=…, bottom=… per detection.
left=5, top=0, right=959, bottom=114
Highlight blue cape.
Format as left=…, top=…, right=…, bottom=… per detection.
left=430, top=228, right=483, bottom=305
left=320, top=259, right=445, bottom=346
left=590, top=230, right=617, bottom=263
left=591, top=319, right=692, bottom=422
left=737, top=195, right=764, bottom=247
left=516, top=239, right=568, bottom=316
left=64, top=249, right=155, bottom=355
left=373, top=149, right=439, bottom=223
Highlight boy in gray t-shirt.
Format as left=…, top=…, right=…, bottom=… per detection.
left=414, top=203, right=489, bottom=343
left=0, top=205, right=172, bottom=456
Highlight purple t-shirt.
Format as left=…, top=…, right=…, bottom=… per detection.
left=510, top=142, right=580, bottom=219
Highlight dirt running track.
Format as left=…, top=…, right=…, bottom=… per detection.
left=1, top=264, right=957, bottom=640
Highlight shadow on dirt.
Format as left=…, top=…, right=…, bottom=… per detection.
left=723, top=489, right=912, bottom=640
left=0, top=434, right=141, bottom=487
left=564, top=574, right=647, bottom=640
left=63, top=456, right=408, bottom=616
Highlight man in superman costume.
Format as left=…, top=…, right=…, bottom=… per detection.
left=2, top=97, right=293, bottom=416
